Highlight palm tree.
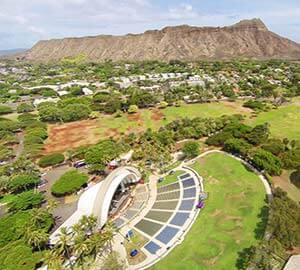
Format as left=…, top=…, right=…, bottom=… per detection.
left=102, top=221, right=116, bottom=251
left=86, top=233, right=104, bottom=260
left=55, top=227, right=74, bottom=270
left=24, top=227, right=49, bottom=251
left=79, top=215, right=97, bottom=234
left=72, top=223, right=84, bottom=236
left=43, top=250, right=64, bottom=270
left=30, top=208, right=47, bottom=228
left=73, top=233, right=89, bottom=270
left=46, top=198, right=59, bottom=213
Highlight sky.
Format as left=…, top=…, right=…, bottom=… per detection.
left=0, top=0, right=299, bottom=50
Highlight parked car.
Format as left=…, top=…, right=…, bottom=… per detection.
left=37, top=179, right=48, bottom=188
left=74, top=160, right=86, bottom=168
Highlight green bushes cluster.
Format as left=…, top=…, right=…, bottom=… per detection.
left=51, top=170, right=88, bottom=196
left=8, top=190, right=44, bottom=212
left=0, top=209, right=53, bottom=248
left=0, top=105, right=13, bottom=115
left=38, top=98, right=92, bottom=123
left=207, top=120, right=300, bottom=176
left=38, top=153, right=65, bottom=167
left=16, top=103, right=34, bottom=113
left=8, top=174, right=40, bottom=193
left=243, top=100, right=266, bottom=111
left=23, top=120, right=48, bottom=158
left=0, top=240, right=43, bottom=270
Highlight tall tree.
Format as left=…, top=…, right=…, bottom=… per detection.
left=43, top=250, right=64, bottom=270
left=55, top=227, right=74, bottom=270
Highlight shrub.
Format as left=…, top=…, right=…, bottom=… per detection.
left=128, top=105, right=138, bottom=114
left=182, top=141, right=200, bottom=158
left=51, top=170, right=88, bottom=196
left=8, top=174, right=40, bottom=193
left=243, top=100, right=266, bottom=111
left=0, top=105, right=13, bottom=115
left=16, top=103, right=34, bottom=113
left=8, top=190, right=44, bottom=212
left=38, top=153, right=65, bottom=168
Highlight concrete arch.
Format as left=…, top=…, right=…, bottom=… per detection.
left=50, top=166, right=141, bottom=244
left=91, top=166, right=141, bottom=227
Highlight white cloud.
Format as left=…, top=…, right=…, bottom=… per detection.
left=0, top=0, right=299, bottom=49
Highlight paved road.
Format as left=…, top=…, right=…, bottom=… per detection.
left=39, top=165, right=77, bottom=231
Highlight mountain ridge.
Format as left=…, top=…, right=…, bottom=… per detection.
left=23, top=18, right=300, bottom=62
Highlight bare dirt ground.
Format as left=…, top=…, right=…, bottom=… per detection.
left=151, top=108, right=165, bottom=121
left=222, top=101, right=253, bottom=114
left=43, top=119, right=101, bottom=153
left=127, top=112, right=142, bottom=122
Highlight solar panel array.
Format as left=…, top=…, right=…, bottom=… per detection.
left=132, top=171, right=199, bottom=255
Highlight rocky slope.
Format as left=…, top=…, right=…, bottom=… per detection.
left=23, top=19, right=300, bottom=62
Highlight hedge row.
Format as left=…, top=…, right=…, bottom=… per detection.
left=38, top=153, right=65, bottom=168
left=51, top=170, right=88, bottom=196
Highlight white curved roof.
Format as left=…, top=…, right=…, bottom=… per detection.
left=50, top=166, right=141, bottom=244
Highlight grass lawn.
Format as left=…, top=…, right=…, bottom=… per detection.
left=246, top=98, right=300, bottom=140
left=125, top=230, right=148, bottom=265
left=157, top=170, right=185, bottom=187
left=151, top=153, right=267, bottom=270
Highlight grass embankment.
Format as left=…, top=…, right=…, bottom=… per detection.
left=157, top=170, right=185, bottom=187
left=152, top=153, right=267, bottom=270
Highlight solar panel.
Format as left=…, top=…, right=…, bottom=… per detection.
left=134, top=219, right=163, bottom=236
left=144, top=241, right=161, bottom=254
left=156, top=190, right=180, bottom=201
left=182, top=178, right=195, bottom=188
left=152, top=200, right=179, bottom=210
left=183, top=187, right=196, bottom=198
left=179, top=199, right=195, bottom=211
left=157, top=182, right=180, bottom=194
left=145, top=210, right=173, bottom=222
left=155, top=226, right=179, bottom=244
left=179, top=173, right=190, bottom=180
left=170, top=212, right=190, bottom=226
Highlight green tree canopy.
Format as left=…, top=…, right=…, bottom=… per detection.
left=51, top=170, right=88, bottom=196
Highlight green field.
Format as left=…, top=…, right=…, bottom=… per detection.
left=152, top=153, right=267, bottom=270
left=246, top=98, right=300, bottom=140
left=99, top=100, right=249, bottom=133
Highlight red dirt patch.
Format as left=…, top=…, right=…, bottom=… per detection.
left=127, top=112, right=142, bottom=122
left=104, top=128, right=119, bottom=138
left=151, top=109, right=165, bottom=121
left=43, top=119, right=101, bottom=154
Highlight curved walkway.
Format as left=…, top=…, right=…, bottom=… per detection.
left=185, top=150, right=273, bottom=201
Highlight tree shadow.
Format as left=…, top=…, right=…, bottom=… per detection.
left=290, top=170, right=300, bottom=189
left=236, top=246, right=255, bottom=270
left=254, top=198, right=269, bottom=240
